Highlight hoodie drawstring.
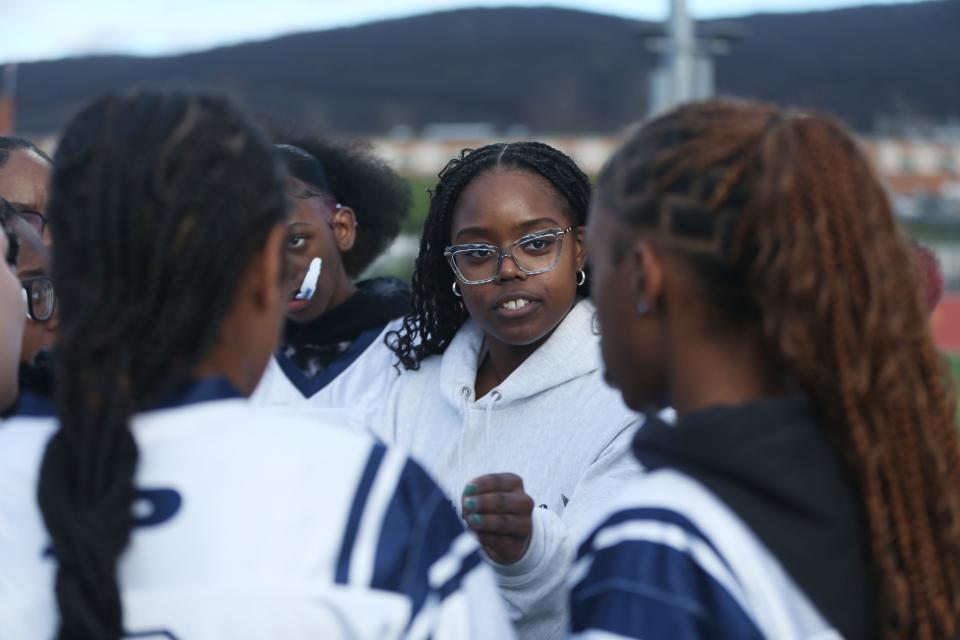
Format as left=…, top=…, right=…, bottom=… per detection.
left=458, top=385, right=472, bottom=508
left=485, top=390, right=502, bottom=472
left=457, top=386, right=502, bottom=504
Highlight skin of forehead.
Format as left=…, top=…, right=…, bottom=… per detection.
left=452, top=169, right=570, bottom=242
left=0, top=149, right=52, bottom=213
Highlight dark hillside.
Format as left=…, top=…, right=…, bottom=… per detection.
left=12, top=1, right=960, bottom=135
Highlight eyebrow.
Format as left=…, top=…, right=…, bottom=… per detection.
left=454, top=217, right=564, bottom=241
left=9, top=202, right=41, bottom=213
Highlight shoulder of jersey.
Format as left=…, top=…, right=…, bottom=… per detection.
left=140, top=399, right=374, bottom=444
left=571, top=467, right=837, bottom=639
left=576, top=467, right=732, bottom=545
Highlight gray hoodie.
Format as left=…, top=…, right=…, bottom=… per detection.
left=370, top=299, right=641, bottom=640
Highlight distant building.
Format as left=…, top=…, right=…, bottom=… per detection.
left=370, top=133, right=623, bottom=176
left=866, top=137, right=960, bottom=218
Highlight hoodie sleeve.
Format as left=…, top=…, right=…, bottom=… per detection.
left=488, top=419, right=642, bottom=640
left=487, top=505, right=573, bottom=639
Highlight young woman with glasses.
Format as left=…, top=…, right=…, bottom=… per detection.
left=371, top=142, right=641, bottom=639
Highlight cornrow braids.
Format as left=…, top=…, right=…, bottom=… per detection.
left=387, top=141, right=592, bottom=370
left=37, top=91, right=287, bottom=639
left=598, top=98, right=960, bottom=639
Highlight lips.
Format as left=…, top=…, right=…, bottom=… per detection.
left=287, top=298, right=310, bottom=313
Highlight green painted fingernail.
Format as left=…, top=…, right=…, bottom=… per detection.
left=464, top=498, right=477, bottom=511
left=470, top=514, right=482, bottom=525
left=464, top=484, right=478, bottom=496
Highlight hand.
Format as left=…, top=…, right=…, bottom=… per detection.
left=461, top=473, right=535, bottom=565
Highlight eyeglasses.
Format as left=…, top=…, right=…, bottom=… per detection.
left=16, top=210, right=46, bottom=237
left=444, top=226, right=573, bottom=285
left=21, top=276, right=56, bottom=322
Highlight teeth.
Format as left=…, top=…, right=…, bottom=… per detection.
left=501, top=298, right=531, bottom=310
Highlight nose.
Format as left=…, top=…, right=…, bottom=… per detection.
left=496, top=254, right=527, bottom=283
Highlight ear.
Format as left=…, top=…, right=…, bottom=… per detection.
left=248, top=222, right=288, bottom=314
left=574, top=225, right=586, bottom=271
left=331, top=205, right=357, bottom=253
left=629, top=240, right=664, bottom=313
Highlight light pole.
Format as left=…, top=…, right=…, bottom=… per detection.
left=641, top=0, right=739, bottom=119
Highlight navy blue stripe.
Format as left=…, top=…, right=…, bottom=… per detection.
left=438, top=549, right=483, bottom=600
left=571, top=539, right=763, bottom=639
left=151, top=377, right=242, bottom=410
left=335, top=443, right=387, bottom=584
left=276, top=325, right=385, bottom=398
left=370, top=458, right=467, bottom=622
left=576, top=507, right=736, bottom=579
left=2, top=389, right=56, bottom=418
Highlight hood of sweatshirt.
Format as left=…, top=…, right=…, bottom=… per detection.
left=632, top=394, right=876, bottom=639
left=438, top=298, right=601, bottom=409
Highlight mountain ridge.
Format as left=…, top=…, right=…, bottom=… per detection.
left=12, top=1, right=960, bottom=135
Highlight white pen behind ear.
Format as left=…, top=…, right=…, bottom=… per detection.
left=294, top=257, right=322, bottom=301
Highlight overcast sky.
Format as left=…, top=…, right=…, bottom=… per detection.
left=0, top=0, right=930, bottom=64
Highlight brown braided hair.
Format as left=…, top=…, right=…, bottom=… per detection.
left=596, top=98, right=960, bottom=639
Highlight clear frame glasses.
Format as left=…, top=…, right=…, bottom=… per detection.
left=444, top=226, right=573, bottom=285
left=21, top=276, right=56, bottom=322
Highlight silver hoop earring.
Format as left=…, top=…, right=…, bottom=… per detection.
left=576, top=270, right=587, bottom=287
left=636, top=299, right=651, bottom=316
left=452, top=281, right=462, bottom=297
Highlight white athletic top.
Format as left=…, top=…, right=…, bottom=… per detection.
left=568, top=468, right=839, bottom=640
left=0, top=380, right=513, bottom=639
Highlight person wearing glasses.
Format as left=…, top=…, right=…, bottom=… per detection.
left=0, top=137, right=52, bottom=246
left=2, top=214, right=57, bottom=417
left=0, top=140, right=56, bottom=417
left=372, top=142, right=640, bottom=640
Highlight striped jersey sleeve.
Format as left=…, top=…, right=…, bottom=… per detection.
left=333, top=443, right=511, bottom=639
left=568, top=507, right=764, bottom=640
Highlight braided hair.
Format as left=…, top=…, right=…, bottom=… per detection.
left=388, top=142, right=591, bottom=370
left=597, top=98, right=960, bottom=639
left=37, top=91, right=287, bottom=639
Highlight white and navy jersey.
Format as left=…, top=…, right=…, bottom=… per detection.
left=568, top=468, right=841, bottom=640
left=250, top=319, right=403, bottom=427
left=0, top=380, right=513, bottom=639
